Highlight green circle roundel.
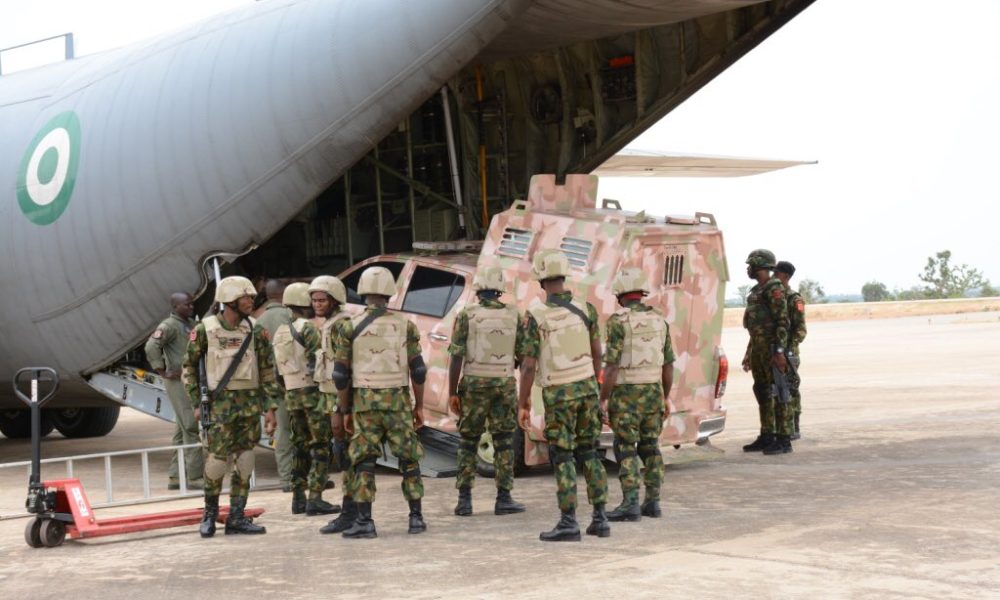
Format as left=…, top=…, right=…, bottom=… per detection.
left=16, top=111, right=81, bottom=225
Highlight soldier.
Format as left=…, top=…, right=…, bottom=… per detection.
left=308, top=275, right=362, bottom=535
left=448, top=266, right=526, bottom=517
left=518, top=250, right=610, bottom=542
left=145, top=292, right=204, bottom=490
left=256, top=279, right=294, bottom=491
left=740, top=249, right=793, bottom=455
left=774, top=261, right=806, bottom=440
left=599, top=268, right=674, bottom=521
left=182, top=276, right=279, bottom=537
left=330, top=266, right=428, bottom=538
left=271, top=282, right=339, bottom=516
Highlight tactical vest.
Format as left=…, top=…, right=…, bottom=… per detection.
left=743, top=283, right=776, bottom=331
left=464, top=304, right=519, bottom=378
left=615, top=307, right=667, bottom=385
left=272, top=319, right=314, bottom=390
left=351, top=311, right=409, bottom=389
left=315, top=311, right=350, bottom=393
left=529, top=299, right=595, bottom=387
left=203, top=315, right=259, bottom=391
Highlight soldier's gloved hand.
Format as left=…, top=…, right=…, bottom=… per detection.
left=772, top=352, right=788, bottom=373
left=741, top=353, right=751, bottom=372
left=517, top=406, right=531, bottom=431
left=264, top=408, right=277, bottom=436
left=448, top=395, right=461, bottom=416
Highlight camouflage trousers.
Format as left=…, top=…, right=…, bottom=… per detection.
left=750, top=342, right=794, bottom=436
left=543, top=391, right=608, bottom=512
left=609, top=384, right=665, bottom=502
left=348, top=409, right=425, bottom=503
left=289, top=403, right=331, bottom=495
left=788, top=353, right=802, bottom=416
left=456, top=379, right=518, bottom=491
left=202, top=415, right=261, bottom=498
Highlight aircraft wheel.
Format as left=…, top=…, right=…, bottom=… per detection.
left=0, top=410, right=54, bottom=439
left=51, top=406, right=120, bottom=438
left=39, top=519, right=66, bottom=548
left=24, top=518, right=44, bottom=548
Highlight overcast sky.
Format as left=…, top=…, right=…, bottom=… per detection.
left=3, top=0, right=997, bottom=296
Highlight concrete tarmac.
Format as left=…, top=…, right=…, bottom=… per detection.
left=1, top=312, right=998, bottom=599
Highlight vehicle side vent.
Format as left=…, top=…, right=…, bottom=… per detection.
left=560, top=236, right=593, bottom=269
left=497, top=227, right=533, bottom=258
left=664, top=253, right=685, bottom=286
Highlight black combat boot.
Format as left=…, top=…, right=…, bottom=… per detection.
left=408, top=499, right=427, bottom=534
left=585, top=504, right=611, bottom=538
left=225, top=496, right=266, bottom=534
left=454, top=486, right=473, bottom=516
left=763, top=435, right=791, bottom=455
left=606, top=492, right=641, bottom=522
left=306, top=493, right=340, bottom=516
left=742, top=433, right=772, bottom=452
left=199, top=495, right=219, bottom=538
left=494, top=488, right=526, bottom=515
left=291, top=488, right=307, bottom=515
left=640, top=498, right=662, bottom=518
left=539, top=510, right=581, bottom=542
left=791, top=415, right=801, bottom=440
left=320, top=496, right=356, bottom=534
left=342, top=502, right=377, bottom=539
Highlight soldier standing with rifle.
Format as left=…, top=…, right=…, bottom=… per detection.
left=774, top=261, right=807, bottom=439
left=330, top=266, right=428, bottom=539
left=271, top=282, right=339, bottom=517
left=448, top=266, right=526, bottom=517
left=740, top=250, right=793, bottom=455
left=599, top=268, right=674, bottom=521
left=518, top=250, right=610, bottom=542
left=182, top=276, right=279, bottom=537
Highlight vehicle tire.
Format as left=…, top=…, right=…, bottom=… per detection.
left=51, top=406, right=120, bottom=438
left=25, top=518, right=44, bottom=548
left=0, top=410, right=54, bottom=439
left=475, top=428, right=527, bottom=478
left=39, top=519, right=66, bottom=548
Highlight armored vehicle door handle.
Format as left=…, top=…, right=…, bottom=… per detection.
left=430, top=333, right=449, bottom=342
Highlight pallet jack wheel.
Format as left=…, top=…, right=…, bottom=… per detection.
left=24, top=518, right=44, bottom=548
left=39, top=519, right=66, bottom=548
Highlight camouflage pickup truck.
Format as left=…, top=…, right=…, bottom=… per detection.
left=337, top=174, right=729, bottom=472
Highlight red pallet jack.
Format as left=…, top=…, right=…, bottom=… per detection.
left=16, top=367, right=264, bottom=548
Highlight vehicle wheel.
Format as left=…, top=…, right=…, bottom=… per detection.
left=0, top=410, right=54, bottom=439
left=39, top=519, right=66, bottom=548
left=475, top=428, right=527, bottom=478
left=51, top=406, right=120, bottom=438
left=24, top=518, right=44, bottom=548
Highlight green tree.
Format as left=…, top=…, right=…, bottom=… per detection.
left=861, top=280, right=892, bottom=302
left=980, top=281, right=998, bottom=298
left=735, top=284, right=751, bottom=307
left=797, top=278, right=826, bottom=304
left=919, top=250, right=988, bottom=298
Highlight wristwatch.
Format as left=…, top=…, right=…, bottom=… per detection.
left=774, top=347, right=785, bottom=354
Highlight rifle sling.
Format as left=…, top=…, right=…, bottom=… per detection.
left=289, top=320, right=307, bottom=348
left=351, top=307, right=387, bottom=342
left=547, top=295, right=591, bottom=330
left=210, top=320, right=254, bottom=402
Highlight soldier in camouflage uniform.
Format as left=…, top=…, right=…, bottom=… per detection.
left=309, top=275, right=362, bottom=535
left=144, top=292, right=204, bottom=490
left=448, top=266, right=526, bottom=517
left=330, top=266, right=428, bottom=538
left=599, top=268, right=674, bottom=522
left=256, top=280, right=294, bottom=491
left=182, top=276, right=279, bottom=537
left=272, top=282, right=339, bottom=516
left=739, top=249, right=793, bottom=455
left=518, top=250, right=610, bottom=542
left=774, top=261, right=807, bottom=440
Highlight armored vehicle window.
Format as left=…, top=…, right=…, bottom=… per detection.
left=664, top=253, right=685, bottom=287
left=497, top=227, right=533, bottom=258
left=402, top=266, right=465, bottom=317
left=560, top=236, right=593, bottom=269
left=342, top=260, right=406, bottom=304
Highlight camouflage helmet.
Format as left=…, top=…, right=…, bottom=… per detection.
left=745, top=249, right=776, bottom=270
left=611, top=267, right=650, bottom=296
left=473, top=266, right=505, bottom=292
left=308, top=275, right=347, bottom=305
left=214, top=276, right=256, bottom=303
left=282, top=282, right=311, bottom=308
left=532, top=250, right=571, bottom=281
left=358, top=266, right=396, bottom=297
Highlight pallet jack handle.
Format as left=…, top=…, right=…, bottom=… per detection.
left=13, top=367, right=59, bottom=493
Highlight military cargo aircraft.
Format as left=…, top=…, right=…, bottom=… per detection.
left=0, top=0, right=815, bottom=441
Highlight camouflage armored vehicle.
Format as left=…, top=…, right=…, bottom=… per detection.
left=337, top=173, right=728, bottom=471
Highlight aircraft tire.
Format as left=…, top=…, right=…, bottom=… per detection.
left=51, top=406, right=120, bottom=438
left=0, top=410, right=54, bottom=439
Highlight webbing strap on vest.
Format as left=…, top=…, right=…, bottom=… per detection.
left=547, top=295, right=591, bottom=329
left=210, top=320, right=254, bottom=400
left=289, top=322, right=307, bottom=348
left=351, top=307, right=388, bottom=341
